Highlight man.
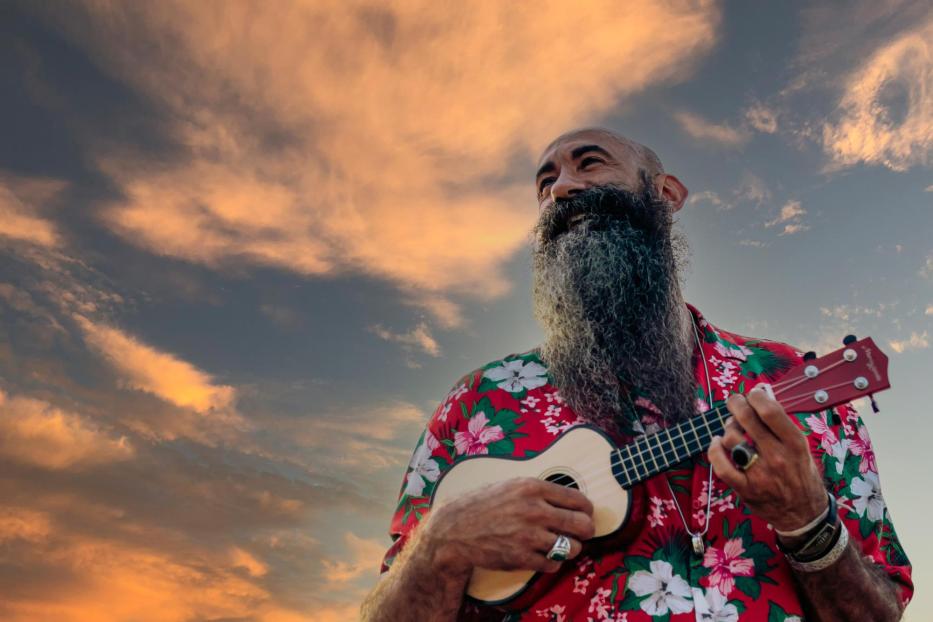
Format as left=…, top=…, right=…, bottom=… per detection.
left=360, top=128, right=912, bottom=621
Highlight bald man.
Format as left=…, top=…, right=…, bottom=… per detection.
left=361, top=129, right=912, bottom=621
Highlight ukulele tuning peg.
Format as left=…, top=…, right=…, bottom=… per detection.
left=803, top=351, right=817, bottom=361
left=869, top=393, right=880, bottom=413
left=843, top=334, right=857, bottom=345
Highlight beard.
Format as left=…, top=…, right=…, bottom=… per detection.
left=532, top=173, right=697, bottom=437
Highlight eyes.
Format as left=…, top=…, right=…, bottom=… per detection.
left=537, top=156, right=605, bottom=197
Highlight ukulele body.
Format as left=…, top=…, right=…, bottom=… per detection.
left=430, top=425, right=633, bottom=605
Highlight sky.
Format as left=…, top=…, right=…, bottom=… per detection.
left=0, top=0, right=930, bottom=620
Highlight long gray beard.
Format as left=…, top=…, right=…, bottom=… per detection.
left=532, top=182, right=697, bottom=436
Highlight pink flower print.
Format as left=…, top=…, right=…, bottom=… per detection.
left=648, top=496, right=676, bottom=528
left=849, top=425, right=877, bottom=474
left=454, top=412, right=505, bottom=455
left=588, top=587, right=613, bottom=620
left=521, top=394, right=542, bottom=410
left=805, top=411, right=839, bottom=447
left=702, top=538, right=755, bottom=596
left=535, top=605, right=566, bottom=621
left=712, top=360, right=738, bottom=389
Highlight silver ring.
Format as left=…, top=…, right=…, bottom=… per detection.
left=731, top=441, right=759, bottom=471
left=546, top=534, right=572, bottom=562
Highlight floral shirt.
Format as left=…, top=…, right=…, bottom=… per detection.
left=381, top=305, right=913, bottom=621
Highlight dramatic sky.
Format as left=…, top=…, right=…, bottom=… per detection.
left=1, top=1, right=931, bottom=620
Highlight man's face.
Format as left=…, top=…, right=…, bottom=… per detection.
left=534, top=131, right=647, bottom=211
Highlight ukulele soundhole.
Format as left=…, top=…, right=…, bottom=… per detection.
left=544, top=472, right=579, bottom=490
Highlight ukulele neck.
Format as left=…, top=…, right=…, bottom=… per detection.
left=610, top=404, right=730, bottom=488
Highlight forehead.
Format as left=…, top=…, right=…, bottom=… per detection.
left=536, top=130, right=637, bottom=170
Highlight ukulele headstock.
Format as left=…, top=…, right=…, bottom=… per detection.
left=772, top=336, right=890, bottom=413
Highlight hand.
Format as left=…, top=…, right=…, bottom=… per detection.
left=420, top=477, right=595, bottom=578
left=707, top=387, right=828, bottom=532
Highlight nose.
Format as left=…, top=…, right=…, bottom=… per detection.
left=549, top=170, right=587, bottom=201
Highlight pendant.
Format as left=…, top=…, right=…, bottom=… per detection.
left=691, top=534, right=705, bottom=555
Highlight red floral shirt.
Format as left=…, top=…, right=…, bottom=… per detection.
left=381, top=305, right=912, bottom=621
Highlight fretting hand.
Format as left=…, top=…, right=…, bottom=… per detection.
left=707, top=387, right=828, bottom=531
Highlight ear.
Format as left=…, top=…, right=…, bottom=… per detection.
left=657, top=174, right=688, bottom=212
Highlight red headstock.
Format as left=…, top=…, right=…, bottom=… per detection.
left=768, top=337, right=891, bottom=413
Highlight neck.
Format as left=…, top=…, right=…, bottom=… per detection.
left=611, top=401, right=729, bottom=488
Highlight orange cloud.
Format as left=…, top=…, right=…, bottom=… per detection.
left=321, top=532, right=386, bottom=587
left=889, top=331, right=929, bottom=353
left=0, top=180, right=61, bottom=248
left=0, top=538, right=268, bottom=622
left=73, top=314, right=236, bottom=413
left=0, top=507, right=52, bottom=544
left=0, top=389, right=133, bottom=469
left=822, top=15, right=933, bottom=171
left=674, top=110, right=750, bottom=147
left=39, top=1, right=720, bottom=321
left=369, top=321, right=441, bottom=357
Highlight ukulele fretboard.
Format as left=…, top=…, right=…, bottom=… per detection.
left=611, top=404, right=730, bottom=488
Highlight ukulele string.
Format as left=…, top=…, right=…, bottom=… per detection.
left=767, top=355, right=850, bottom=392
left=546, top=369, right=857, bottom=490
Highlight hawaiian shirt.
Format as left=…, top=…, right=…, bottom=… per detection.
left=381, top=305, right=913, bottom=621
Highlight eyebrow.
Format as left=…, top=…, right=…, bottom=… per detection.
left=535, top=144, right=614, bottom=181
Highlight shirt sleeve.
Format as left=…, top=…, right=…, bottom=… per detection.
left=795, top=403, right=913, bottom=607
left=379, top=373, right=479, bottom=574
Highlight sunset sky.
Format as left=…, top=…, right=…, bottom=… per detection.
left=0, top=1, right=931, bottom=620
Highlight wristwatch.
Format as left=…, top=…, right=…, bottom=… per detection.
left=775, top=492, right=841, bottom=562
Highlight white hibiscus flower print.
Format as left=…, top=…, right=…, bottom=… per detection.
left=404, top=431, right=441, bottom=497
left=484, top=359, right=548, bottom=393
left=628, top=559, right=693, bottom=616
left=694, top=587, right=739, bottom=622
left=850, top=472, right=885, bottom=521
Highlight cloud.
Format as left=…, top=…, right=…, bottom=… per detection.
left=32, top=2, right=721, bottom=321
left=764, top=200, right=809, bottom=235
left=920, top=253, right=933, bottom=278
left=821, top=15, right=933, bottom=171
left=735, top=173, right=772, bottom=206
left=73, top=314, right=236, bottom=413
left=0, top=507, right=52, bottom=545
left=686, top=173, right=771, bottom=212
left=820, top=304, right=892, bottom=322
left=687, top=190, right=729, bottom=209
left=369, top=321, right=441, bottom=357
left=673, top=110, right=750, bottom=147
left=889, top=331, right=929, bottom=352
left=0, top=180, right=62, bottom=248
left=260, top=304, right=305, bottom=331
left=321, top=532, right=386, bottom=587
left=744, top=103, right=779, bottom=134
left=0, top=389, right=133, bottom=469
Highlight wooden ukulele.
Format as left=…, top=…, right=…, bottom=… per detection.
left=429, top=336, right=891, bottom=606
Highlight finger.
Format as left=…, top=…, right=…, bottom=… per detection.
left=728, top=394, right=781, bottom=451
left=537, top=480, right=595, bottom=516
left=746, top=387, right=804, bottom=446
left=543, top=505, right=595, bottom=541
left=720, top=419, right=746, bottom=451
left=535, top=530, right=583, bottom=560
left=533, top=553, right=566, bottom=574
left=708, top=435, right=747, bottom=491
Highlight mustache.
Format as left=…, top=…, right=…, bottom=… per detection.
left=535, top=172, right=664, bottom=246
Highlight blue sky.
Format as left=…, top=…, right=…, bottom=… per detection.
left=0, top=1, right=930, bottom=620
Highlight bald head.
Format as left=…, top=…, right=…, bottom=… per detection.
left=535, top=127, right=686, bottom=213
left=541, top=127, right=664, bottom=177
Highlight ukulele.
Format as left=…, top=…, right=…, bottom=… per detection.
left=429, top=336, right=891, bottom=606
